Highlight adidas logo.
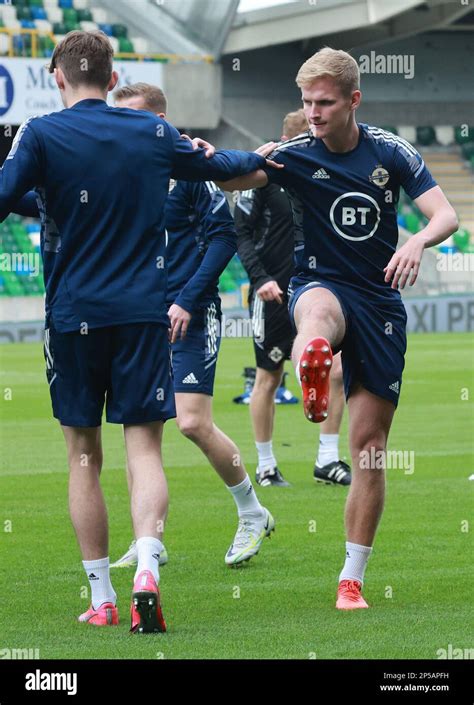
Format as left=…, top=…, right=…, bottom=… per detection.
left=389, top=381, right=400, bottom=394
left=152, top=553, right=160, bottom=560
left=88, top=573, right=99, bottom=581
left=312, top=168, right=330, bottom=179
left=182, top=372, right=198, bottom=384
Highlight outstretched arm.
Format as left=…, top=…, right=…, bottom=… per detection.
left=170, top=123, right=267, bottom=183
left=216, top=142, right=282, bottom=192
left=216, top=169, right=269, bottom=192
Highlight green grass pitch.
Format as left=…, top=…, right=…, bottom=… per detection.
left=0, top=333, right=472, bottom=659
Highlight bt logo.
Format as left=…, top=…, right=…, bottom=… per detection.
left=330, top=192, right=380, bottom=241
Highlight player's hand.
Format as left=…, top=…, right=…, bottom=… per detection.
left=168, top=304, right=192, bottom=343
left=254, top=141, right=284, bottom=171
left=181, top=133, right=215, bottom=158
left=384, top=233, right=426, bottom=289
left=255, top=141, right=279, bottom=157
left=256, top=280, right=284, bottom=304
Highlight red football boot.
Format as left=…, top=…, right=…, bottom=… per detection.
left=298, top=337, right=333, bottom=422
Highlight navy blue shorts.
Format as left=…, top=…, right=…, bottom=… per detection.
left=171, top=302, right=221, bottom=396
left=288, top=276, right=407, bottom=407
left=44, top=321, right=176, bottom=427
left=249, top=293, right=293, bottom=371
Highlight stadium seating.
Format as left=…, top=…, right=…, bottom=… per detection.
left=0, top=211, right=248, bottom=300
left=0, top=0, right=143, bottom=57
left=455, top=126, right=474, bottom=145
left=219, top=255, right=248, bottom=294
left=435, top=126, right=455, bottom=147
left=416, top=126, right=436, bottom=146
left=413, top=147, right=473, bottom=249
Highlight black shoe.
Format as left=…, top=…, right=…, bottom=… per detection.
left=313, top=460, right=351, bottom=486
left=256, top=466, right=290, bottom=487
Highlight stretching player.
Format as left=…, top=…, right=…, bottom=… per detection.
left=0, top=31, right=274, bottom=632
left=234, top=108, right=350, bottom=487
left=110, top=83, right=274, bottom=569
left=217, top=48, right=458, bottom=608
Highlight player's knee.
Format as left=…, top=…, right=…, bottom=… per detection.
left=298, top=307, right=328, bottom=332
left=253, top=369, right=281, bottom=394
left=351, top=435, right=387, bottom=473
left=176, top=413, right=211, bottom=442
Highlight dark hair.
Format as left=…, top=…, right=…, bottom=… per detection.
left=114, top=83, right=168, bottom=114
left=49, top=31, right=113, bottom=90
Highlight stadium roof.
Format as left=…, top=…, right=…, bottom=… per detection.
left=226, top=0, right=474, bottom=54
left=238, top=0, right=298, bottom=12
left=99, top=0, right=473, bottom=58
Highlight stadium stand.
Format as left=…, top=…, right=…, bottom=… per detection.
left=0, top=0, right=152, bottom=58
left=0, top=215, right=44, bottom=297
left=421, top=148, right=474, bottom=244
left=0, top=0, right=471, bottom=300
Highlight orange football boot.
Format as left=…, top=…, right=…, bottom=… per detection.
left=336, top=580, right=369, bottom=610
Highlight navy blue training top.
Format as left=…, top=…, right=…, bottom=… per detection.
left=165, top=180, right=236, bottom=312
left=262, top=124, right=436, bottom=301
left=0, top=99, right=265, bottom=331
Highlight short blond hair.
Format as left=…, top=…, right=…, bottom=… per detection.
left=282, top=109, right=308, bottom=139
left=296, top=47, right=359, bottom=96
left=114, top=82, right=167, bottom=113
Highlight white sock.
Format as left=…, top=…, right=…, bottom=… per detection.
left=82, top=557, right=116, bottom=610
left=134, top=536, right=163, bottom=583
left=339, top=542, right=372, bottom=584
left=256, top=440, right=277, bottom=471
left=317, top=433, right=339, bottom=467
left=294, top=361, right=302, bottom=389
left=227, top=475, right=264, bottom=517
